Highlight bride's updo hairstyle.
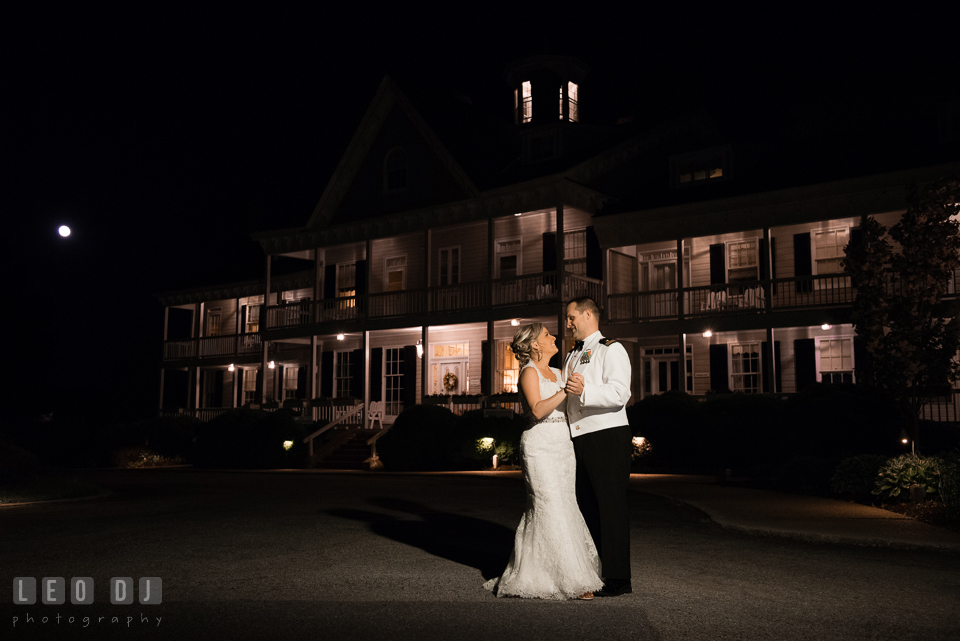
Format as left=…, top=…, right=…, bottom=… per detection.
left=509, top=322, right=546, bottom=369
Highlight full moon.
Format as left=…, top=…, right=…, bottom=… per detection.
left=59, top=225, right=71, bottom=237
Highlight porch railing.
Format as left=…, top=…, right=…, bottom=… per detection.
left=303, top=403, right=365, bottom=457
left=163, top=333, right=262, bottom=361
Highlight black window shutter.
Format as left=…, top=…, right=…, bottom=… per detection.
left=236, top=368, right=244, bottom=406
left=542, top=232, right=557, bottom=272
left=296, top=365, right=306, bottom=399
left=761, top=341, right=782, bottom=393
left=324, top=265, right=337, bottom=299
left=794, top=233, right=812, bottom=293
left=255, top=368, right=263, bottom=401
left=586, top=226, right=602, bottom=280
left=240, top=305, right=247, bottom=333
left=709, top=244, right=726, bottom=285
left=279, top=365, right=285, bottom=401
left=213, top=370, right=224, bottom=407
left=771, top=236, right=777, bottom=280
left=402, top=345, right=418, bottom=408
left=481, top=340, right=491, bottom=395
left=370, top=347, right=383, bottom=402
left=350, top=349, right=364, bottom=400
left=709, top=344, right=728, bottom=391
left=321, top=351, right=334, bottom=397
left=849, top=228, right=863, bottom=287
left=794, top=338, right=816, bottom=391
left=354, top=260, right=367, bottom=296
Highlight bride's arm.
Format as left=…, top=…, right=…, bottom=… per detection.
left=519, top=367, right=567, bottom=420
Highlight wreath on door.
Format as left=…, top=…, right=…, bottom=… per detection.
left=443, top=372, right=458, bottom=392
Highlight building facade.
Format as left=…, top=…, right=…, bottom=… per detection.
left=158, top=56, right=960, bottom=426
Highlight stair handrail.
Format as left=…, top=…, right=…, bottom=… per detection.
left=303, top=404, right=364, bottom=456
left=367, top=425, right=392, bottom=462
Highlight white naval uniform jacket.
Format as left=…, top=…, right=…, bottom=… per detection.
left=563, top=330, right=632, bottom=438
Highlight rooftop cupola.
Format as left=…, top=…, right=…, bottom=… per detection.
left=504, top=55, right=590, bottom=126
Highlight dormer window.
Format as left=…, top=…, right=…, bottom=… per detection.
left=559, top=82, right=580, bottom=122
left=670, top=145, right=732, bottom=188
left=384, top=148, right=408, bottom=193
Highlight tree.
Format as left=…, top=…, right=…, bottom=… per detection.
left=844, top=177, right=960, bottom=450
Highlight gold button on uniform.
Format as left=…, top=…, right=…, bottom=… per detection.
left=576, top=425, right=580, bottom=430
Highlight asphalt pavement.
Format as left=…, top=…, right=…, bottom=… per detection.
left=2, top=469, right=959, bottom=641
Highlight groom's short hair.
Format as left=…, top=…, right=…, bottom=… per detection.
left=568, top=296, right=602, bottom=321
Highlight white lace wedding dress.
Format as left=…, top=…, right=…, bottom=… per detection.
left=483, top=363, right=603, bottom=599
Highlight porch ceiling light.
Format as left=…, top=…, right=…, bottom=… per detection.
left=416, top=339, right=423, bottom=359
left=58, top=225, right=71, bottom=237
left=336, top=333, right=345, bottom=341
left=268, top=361, right=275, bottom=369
left=821, top=324, right=832, bottom=330
left=514, top=213, right=522, bottom=217
left=511, top=319, right=520, bottom=326
left=228, top=364, right=235, bottom=372
left=702, top=330, right=713, bottom=338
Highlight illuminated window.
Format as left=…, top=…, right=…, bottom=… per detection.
left=243, top=369, right=257, bottom=404
left=433, top=342, right=469, bottom=358
left=245, top=303, right=261, bottom=334
left=815, top=229, right=849, bottom=274
left=498, top=340, right=520, bottom=393
left=730, top=343, right=761, bottom=393
left=385, top=256, right=406, bottom=292
left=672, top=146, right=730, bottom=188
left=521, top=81, right=532, bottom=123
left=283, top=366, right=298, bottom=400
left=385, top=148, right=407, bottom=193
left=818, top=338, right=854, bottom=384
left=337, top=263, right=356, bottom=308
left=568, top=82, right=579, bottom=122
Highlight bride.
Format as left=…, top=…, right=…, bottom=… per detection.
left=484, top=323, right=603, bottom=600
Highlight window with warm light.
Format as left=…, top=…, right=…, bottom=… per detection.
left=283, top=366, right=298, bottom=400
left=337, top=263, right=356, bottom=308
left=731, top=343, right=761, bottom=393
left=818, top=338, right=854, bottom=384
left=384, top=148, right=408, bottom=193
left=671, top=146, right=731, bottom=188
left=498, top=340, right=520, bottom=393
left=245, top=304, right=260, bottom=334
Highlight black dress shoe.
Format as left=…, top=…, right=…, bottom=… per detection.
left=595, top=580, right=632, bottom=597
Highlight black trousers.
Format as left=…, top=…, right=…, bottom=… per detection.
left=573, top=424, right=632, bottom=580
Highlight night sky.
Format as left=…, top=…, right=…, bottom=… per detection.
left=6, top=5, right=959, bottom=422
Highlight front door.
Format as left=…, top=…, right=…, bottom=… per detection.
left=438, top=361, right=465, bottom=395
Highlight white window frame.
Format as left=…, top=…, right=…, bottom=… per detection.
left=334, top=351, right=352, bottom=399
left=729, top=342, right=762, bottom=394
left=384, top=255, right=407, bottom=292
left=242, top=368, right=257, bottom=404
left=521, top=81, right=532, bottom=123
left=495, top=237, right=522, bottom=279
left=282, top=366, right=298, bottom=401
left=384, top=347, right=404, bottom=417
left=726, top=238, right=760, bottom=284
left=638, top=248, right=691, bottom=292
left=812, top=227, right=852, bottom=290
left=815, top=336, right=856, bottom=384
left=206, top=308, right=222, bottom=337
left=497, top=340, right=519, bottom=394
left=641, top=346, right=693, bottom=398
left=431, top=342, right=469, bottom=395
left=245, top=303, right=261, bottom=334
left=336, top=262, right=357, bottom=309
left=438, top=246, right=461, bottom=286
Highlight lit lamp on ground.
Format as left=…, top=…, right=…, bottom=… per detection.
left=900, top=430, right=914, bottom=454
left=283, top=440, right=293, bottom=451
left=479, top=437, right=496, bottom=469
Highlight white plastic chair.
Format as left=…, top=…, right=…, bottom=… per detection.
left=368, top=401, right=384, bottom=430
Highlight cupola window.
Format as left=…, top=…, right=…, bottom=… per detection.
left=520, top=81, right=532, bottom=123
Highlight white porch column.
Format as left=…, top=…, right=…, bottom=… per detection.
left=363, top=330, right=371, bottom=428
left=313, top=248, right=321, bottom=323
left=310, top=335, right=318, bottom=402
left=487, top=319, right=496, bottom=395
left=488, top=216, right=495, bottom=304
left=421, top=325, right=429, bottom=401
left=260, top=342, right=268, bottom=405
left=677, top=238, right=687, bottom=389
left=763, top=227, right=777, bottom=393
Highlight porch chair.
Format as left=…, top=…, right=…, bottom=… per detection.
left=368, top=400, right=385, bottom=430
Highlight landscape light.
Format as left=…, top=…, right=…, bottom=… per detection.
left=283, top=440, right=293, bottom=451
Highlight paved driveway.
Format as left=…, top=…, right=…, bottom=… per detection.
left=2, top=470, right=959, bottom=640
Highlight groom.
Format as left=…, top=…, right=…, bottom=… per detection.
left=563, top=296, right=633, bottom=597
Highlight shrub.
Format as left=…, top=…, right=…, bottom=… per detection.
left=192, top=408, right=308, bottom=469
left=111, top=447, right=185, bottom=468
left=933, top=453, right=960, bottom=520
left=376, top=405, right=460, bottom=471
left=0, top=440, right=39, bottom=483
left=831, top=454, right=889, bottom=496
left=872, top=454, right=939, bottom=500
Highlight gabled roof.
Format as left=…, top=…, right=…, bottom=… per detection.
left=306, top=76, right=480, bottom=230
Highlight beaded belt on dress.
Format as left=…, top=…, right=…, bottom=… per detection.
left=535, top=416, right=568, bottom=424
